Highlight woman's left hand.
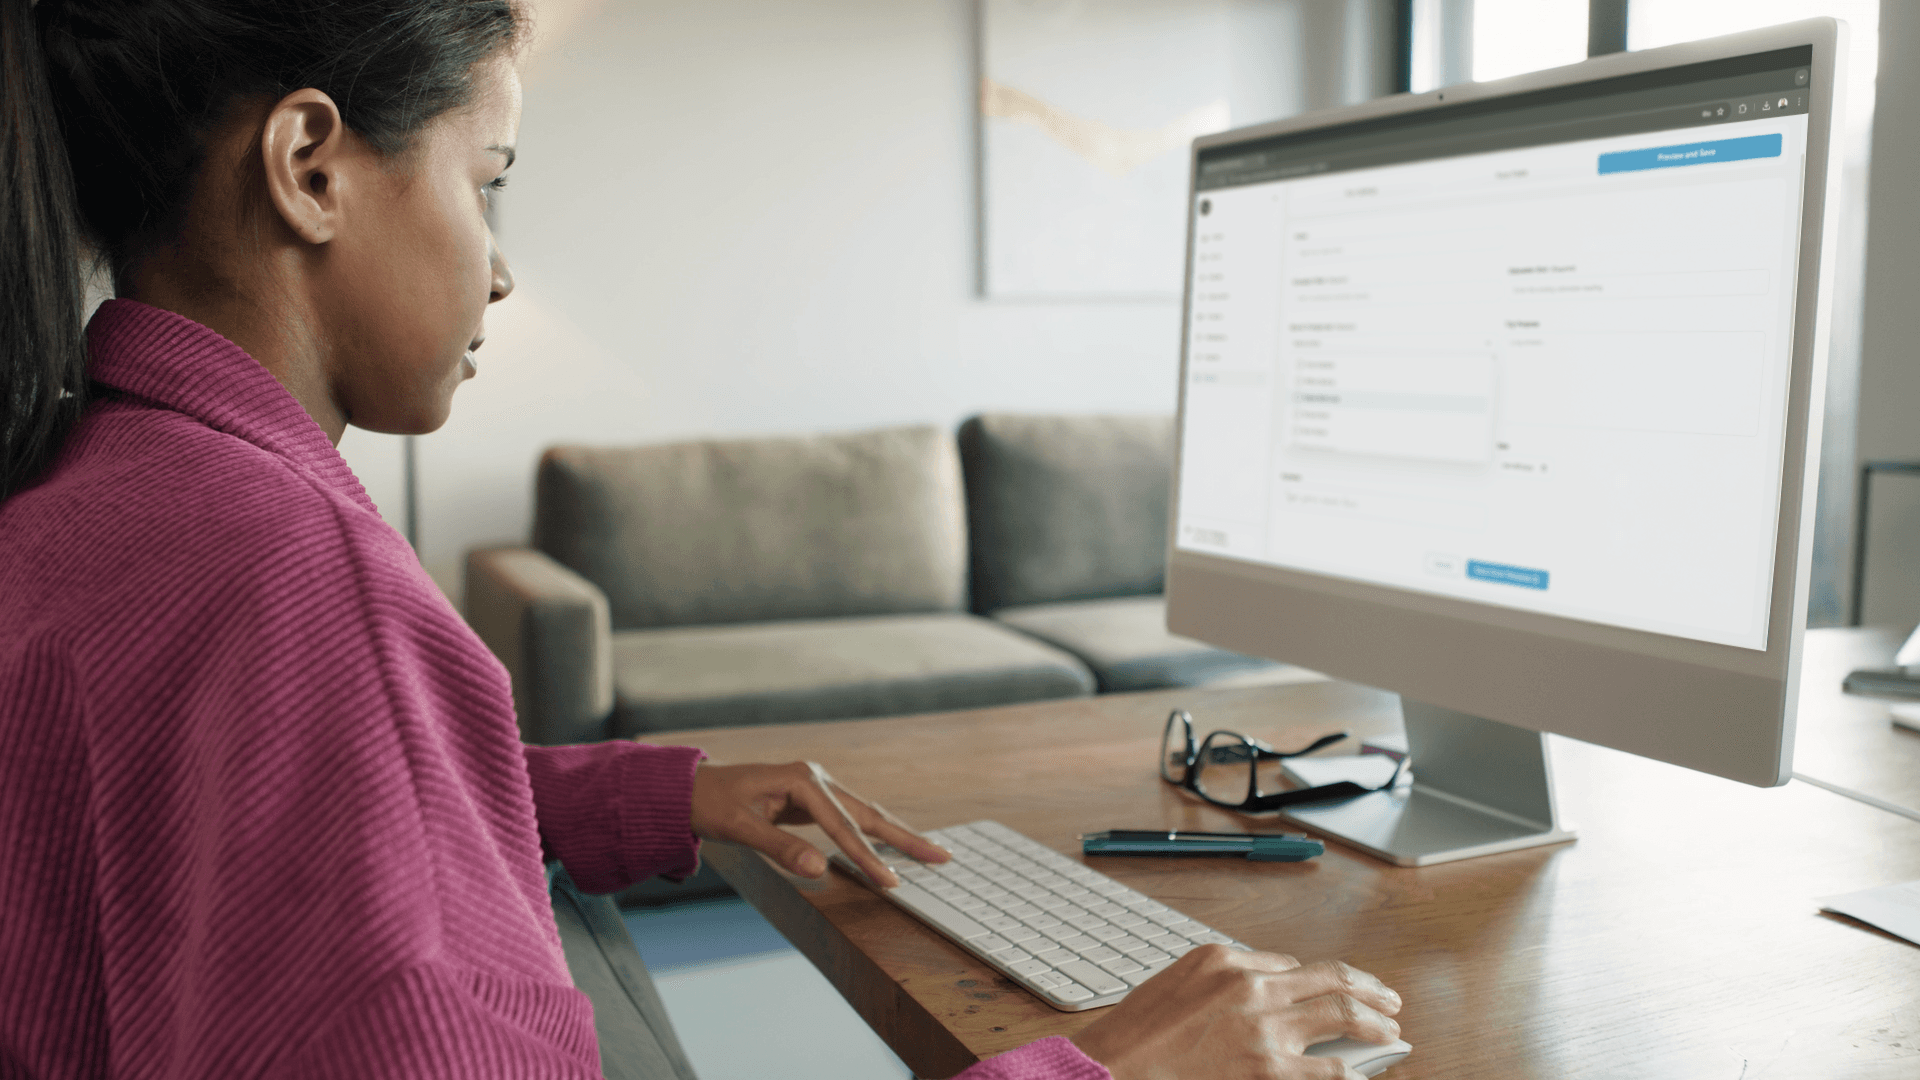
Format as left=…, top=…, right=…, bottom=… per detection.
left=687, top=761, right=950, bottom=888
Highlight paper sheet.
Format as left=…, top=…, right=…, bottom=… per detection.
left=1819, top=879, right=1920, bottom=947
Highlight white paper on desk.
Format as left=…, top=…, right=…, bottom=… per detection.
left=1819, top=879, right=1920, bottom=947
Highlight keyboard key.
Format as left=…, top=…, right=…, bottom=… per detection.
left=1006, top=957, right=1052, bottom=978
left=973, top=935, right=1013, bottom=953
left=1086, top=902, right=1127, bottom=918
left=982, top=916, right=1023, bottom=933
left=1056, top=886, right=1094, bottom=901
left=1048, top=982, right=1096, bottom=1004
left=1111, top=912, right=1149, bottom=929
left=1039, top=923, right=1084, bottom=944
left=1056, top=960, right=1129, bottom=996
left=1085, top=925, right=1128, bottom=943
left=1029, top=971, right=1069, bottom=990
left=1055, top=904, right=1090, bottom=921
left=1147, top=910, right=1192, bottom=928
left=1167, top=941, right=1198, bottom=957
left=1089, top=880, right=1129, bottom=896
left=1034, top=946, right=1076, bottom=965
left=1097, top=956, right=1144, bottom=976
left=1120, top=965, right=1161, bottom=987
left=1066, top=914, right=1107, bottom=931
left=1137, top=948, right=1172, bottom=964
left=953, top=898, right=990, bottom=913
left=1113, top=937, right=1154, bottom=956
left=1191, top=932, right=1239, bottom=946
left=1078, top=945, right=1121, bottom=963
left=1033, top=895, right=1071, bottom=911
left=889, top=883, right=991, bottom=941
left=1127, top=900, right=1171, bottom=915
left=1022, top=913, right=1063, bottom=930
left=1002, top=903, right=1043, bottom=920
left=1142, top=933, right=1184, bottom=950
left=1053, top=933, right=1096, bottom=953
left=1001, top=926, right=1042, bottom=944
left=1178, top=923, right=1218, bottom=941
left=993, top=948, right=1033, bottom=964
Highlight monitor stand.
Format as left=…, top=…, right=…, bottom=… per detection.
left=1280, top=701, right=1576, bottom=867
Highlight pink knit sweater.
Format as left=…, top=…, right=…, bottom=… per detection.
left=0, top=301, right=1106, bottom=1080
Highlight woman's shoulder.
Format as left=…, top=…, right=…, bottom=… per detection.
left=0, top=395, right=410, bottom=626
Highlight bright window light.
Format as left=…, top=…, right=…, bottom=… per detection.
left=1472, top=0, right=1587, bottom=83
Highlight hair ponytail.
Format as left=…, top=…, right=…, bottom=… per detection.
left=0, top=0, right=87, bottom=501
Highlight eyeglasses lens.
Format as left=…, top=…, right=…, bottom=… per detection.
left=1160, top=712, right=1193, bottom=783
left=1192, top=732, right=1255, bottom=806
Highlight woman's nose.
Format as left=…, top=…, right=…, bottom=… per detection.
left=489, top=235, right=514, bottom=303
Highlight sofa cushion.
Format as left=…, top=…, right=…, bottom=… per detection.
left=536, top=426, right=968, bottom=630
left=959, top=414, right=1173, bottom=613
left=607, top=613, right=1095, bottom=733
left=992, top=595, right=1280, bottom=694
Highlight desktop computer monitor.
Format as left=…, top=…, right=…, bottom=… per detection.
left=1166, top=19, right=1846, bottom=866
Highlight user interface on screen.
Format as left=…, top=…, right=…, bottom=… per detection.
left=1176, top=47, right=1815, bottom=651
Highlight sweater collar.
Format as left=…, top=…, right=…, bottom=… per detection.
left=86, top=299, right=376, bottom=514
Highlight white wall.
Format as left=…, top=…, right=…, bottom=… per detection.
left=1855, top=0, right=1920, bottom=627
left=341, top=0, right=1385, bottom=602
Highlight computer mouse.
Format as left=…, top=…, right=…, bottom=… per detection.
left=1304, top=1036, right=1413, bottom=1077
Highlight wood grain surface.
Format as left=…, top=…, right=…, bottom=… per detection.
left=649, top=629, right=1920, bottom=1079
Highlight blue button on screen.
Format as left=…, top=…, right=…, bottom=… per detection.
left=1467, top=560, right=1549, bottom=590
left=1597, top=133, right=1782, bottom=175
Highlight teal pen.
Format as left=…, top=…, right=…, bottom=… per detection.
left=1081, top=830, right=1324, bottom=862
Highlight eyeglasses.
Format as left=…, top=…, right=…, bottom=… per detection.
left=1159, top=709, right=1407, bottom=812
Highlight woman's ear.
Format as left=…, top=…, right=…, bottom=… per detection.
left=260, top=89, right=351, bottom=245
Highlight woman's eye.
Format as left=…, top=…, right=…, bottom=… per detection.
left=482, top=175, right=510, bottom=203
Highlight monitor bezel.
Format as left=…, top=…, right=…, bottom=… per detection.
left=1165, top=18, right=1845, bottom=788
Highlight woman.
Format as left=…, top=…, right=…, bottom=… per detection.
left=0, top=1, right=1402, bottom=1076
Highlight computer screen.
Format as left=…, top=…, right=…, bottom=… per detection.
left=1179, top=47, right=1813, bottom=650
left=1166, top=21, right=1843, bottom=862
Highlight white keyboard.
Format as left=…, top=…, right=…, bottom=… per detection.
left=829, top=819, right=1251, bottom=1011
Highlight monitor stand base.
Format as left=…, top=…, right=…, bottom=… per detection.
left=1280, top=701, right=1576, bottom=867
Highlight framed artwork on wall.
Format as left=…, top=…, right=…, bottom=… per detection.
left=977, top=0, right=1242, bottom=299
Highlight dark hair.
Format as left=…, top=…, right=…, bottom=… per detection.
left=0, top=0, right=522, bottom=499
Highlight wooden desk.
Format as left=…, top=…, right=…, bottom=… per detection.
left=656, top=634, right=1920, bottom=1079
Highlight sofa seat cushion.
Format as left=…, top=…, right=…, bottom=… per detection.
left=992, top=595, right=1280, bottom=694
left=608, top=613, right=1095, bottom=733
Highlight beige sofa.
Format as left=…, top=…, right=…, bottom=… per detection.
left=468, top=416, right=1275, bottom=746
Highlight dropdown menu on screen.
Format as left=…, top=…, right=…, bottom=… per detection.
left=1287, top=354, right=1494, bottom=463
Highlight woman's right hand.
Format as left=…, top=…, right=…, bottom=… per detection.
left=1069, top=945, right=1403, bottom=1080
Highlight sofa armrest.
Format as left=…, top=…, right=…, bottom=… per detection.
left=466, top=547, right=615, bottom=745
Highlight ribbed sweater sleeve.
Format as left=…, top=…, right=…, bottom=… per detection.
left=524, top=741, right=707, bottom=893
